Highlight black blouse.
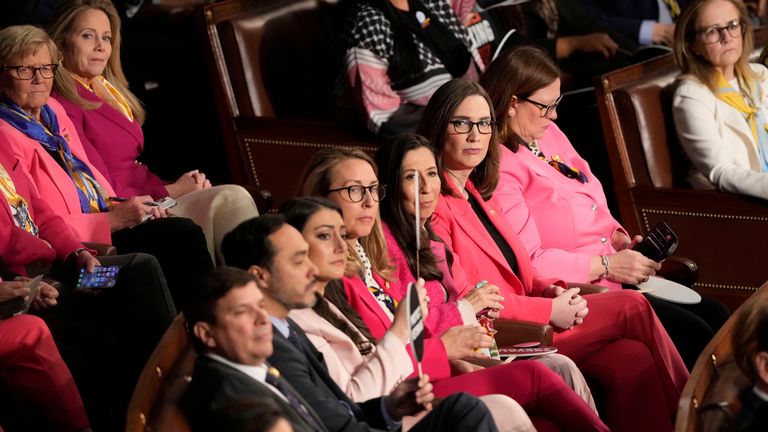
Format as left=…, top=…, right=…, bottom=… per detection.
left=467, top=193, right=519, bottom=276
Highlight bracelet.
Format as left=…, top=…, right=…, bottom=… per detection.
left=598, top=255, right=610, bottom=280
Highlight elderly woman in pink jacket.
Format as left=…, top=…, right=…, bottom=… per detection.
left=479, top=45, right=729, bottom=369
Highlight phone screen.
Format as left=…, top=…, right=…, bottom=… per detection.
left=76, top=265, right=120, bottom=290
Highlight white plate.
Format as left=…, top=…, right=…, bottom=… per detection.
left=637, top=276, right=702, bottom=304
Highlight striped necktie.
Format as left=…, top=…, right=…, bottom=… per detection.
left=265, top=366, right=317, bottom=427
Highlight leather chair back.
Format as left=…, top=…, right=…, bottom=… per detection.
left=595, top=49, right=768, bottom=311
left=210, top=0, right=339, bottom=120
left=201, top=0, right=376, bottom=208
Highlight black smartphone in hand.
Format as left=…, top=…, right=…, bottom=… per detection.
left=633, top=221, right=678, bottom=262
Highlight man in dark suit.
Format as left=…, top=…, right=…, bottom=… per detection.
left=579, top=0, right=685, bottom=46
left=184, top=214, right=498, bottom=432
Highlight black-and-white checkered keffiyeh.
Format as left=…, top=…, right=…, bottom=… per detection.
left=343, top=0, right=474, bottom=75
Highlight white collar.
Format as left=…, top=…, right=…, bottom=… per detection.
left=205, top=353, right=268, bottom=383
left=753, top=385, right=768, bottom=402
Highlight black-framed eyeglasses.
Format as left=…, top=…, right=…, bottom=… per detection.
left=327, top=184, right=386, bottom=203
left=519, top=94, right=563, bottom=118
left=1, top=64, right=58, bottom=80
left=448, top=119, right=495, bottom=134
left=695, top=19, right=745, bottom=44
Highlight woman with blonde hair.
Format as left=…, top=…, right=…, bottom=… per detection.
left=49, top=0, right=259, bottom=265
left=672, top=0, right=768, bottom=199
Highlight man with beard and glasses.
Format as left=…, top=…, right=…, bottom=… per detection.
left=207, top=215, right=498, bottom=432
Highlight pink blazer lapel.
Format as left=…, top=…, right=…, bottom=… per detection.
left=343, top=276, right=392, bottom=340
left=76, top=84, right=143, bottom=145
left=442, top=178, right=515, bottom=278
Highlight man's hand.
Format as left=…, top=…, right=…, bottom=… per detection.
left=652, top=23, right=675, bottom=46
left=384, top=374, right=434, bottom=420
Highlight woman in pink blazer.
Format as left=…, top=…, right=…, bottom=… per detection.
left=281, top=196, right=607, bottom=432
left=480, top=46, right=730, bottom=369
left=0, top=25, right=211, bottom=306
left=49, top=0, right=258, bottom=265
left=421, top=78, right=688, bottom=431
left=0, top=145, right=176, bottom=430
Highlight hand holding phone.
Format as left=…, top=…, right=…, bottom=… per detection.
left=632, top=221, right=678, bottom=262
left=141, top=197, right=177, bottom=222
left=75, top=265, right=120, bottom=291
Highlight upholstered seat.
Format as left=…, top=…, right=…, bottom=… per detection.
left=200, top=0, right=376, bottom=210
left=595, top=43, right=768, bottom=311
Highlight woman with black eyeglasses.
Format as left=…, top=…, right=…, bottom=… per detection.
left=672, top=0, right=768, bottom=199
left=480, top=45, right=730, bottom=371
left=424, top=77, right=693, bottom=431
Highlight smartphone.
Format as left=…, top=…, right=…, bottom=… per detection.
left=633, top=221, right=678, bottom=262
left=141, top=197, right=178, bottom=222
left=75, top=265, right=120, bottom=290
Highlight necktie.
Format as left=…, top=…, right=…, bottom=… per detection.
left=526, top=140, right=588, bottom=183
left=265, top=366, right=317, bottom=427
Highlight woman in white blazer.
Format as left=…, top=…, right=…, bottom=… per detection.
left=672, top=0, right=768, bottom=200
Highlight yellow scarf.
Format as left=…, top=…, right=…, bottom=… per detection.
left=0, top=163, right=38, bottom=234
left=715, top=72, right=768, bottom=171
left=76, top=75, right=134, bottom=121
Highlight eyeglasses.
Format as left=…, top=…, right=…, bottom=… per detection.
left=327, top=184, right=386, bottom=203
left=1, top=64, right=58, bottom=80
left=695, top=19, right=745, bottom=44
left=519, top=94, right=563, bottom=118
left=448, top=119, right=495, bottom=134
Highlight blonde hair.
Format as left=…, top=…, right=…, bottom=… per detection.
left=299, top=148, right=394, bottom=280
left=0, top=25, right=58, bottom=72
left=673, top=0, right=756, bottom=97
left=49, top=0, right=145, bottom=123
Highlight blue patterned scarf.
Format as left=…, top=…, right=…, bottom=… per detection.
left=0, top=99, right=109, bottom=213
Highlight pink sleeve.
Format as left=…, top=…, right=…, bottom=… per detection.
left=383, top=227, right=464, bottom=338
left=30, top=194, right=84, bottom=261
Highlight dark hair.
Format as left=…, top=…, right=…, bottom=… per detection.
left=185, top=267, right=257, bottom=354
left=480, top=46, right=560, bottom=152
left=211, top=397, right=287, bottom=432
left=417, top=78, right=500, bottom=200
left=375, top=133, right=449, bottom=281
left=733, top=294, right=768, bottom=382
left=222, top=215, right=287, bottom=271
left=280, top=197, right=376, bottom=355
left=281, top=196, right=343, bottom=234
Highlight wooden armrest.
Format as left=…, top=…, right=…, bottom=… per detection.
left=82, top=242, right=117, bottom=256
left=566, top=282, right=609, bottom=295
left=493, top=319, right=553, bottom=346
left=657, top=256, right=699, bottom=288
